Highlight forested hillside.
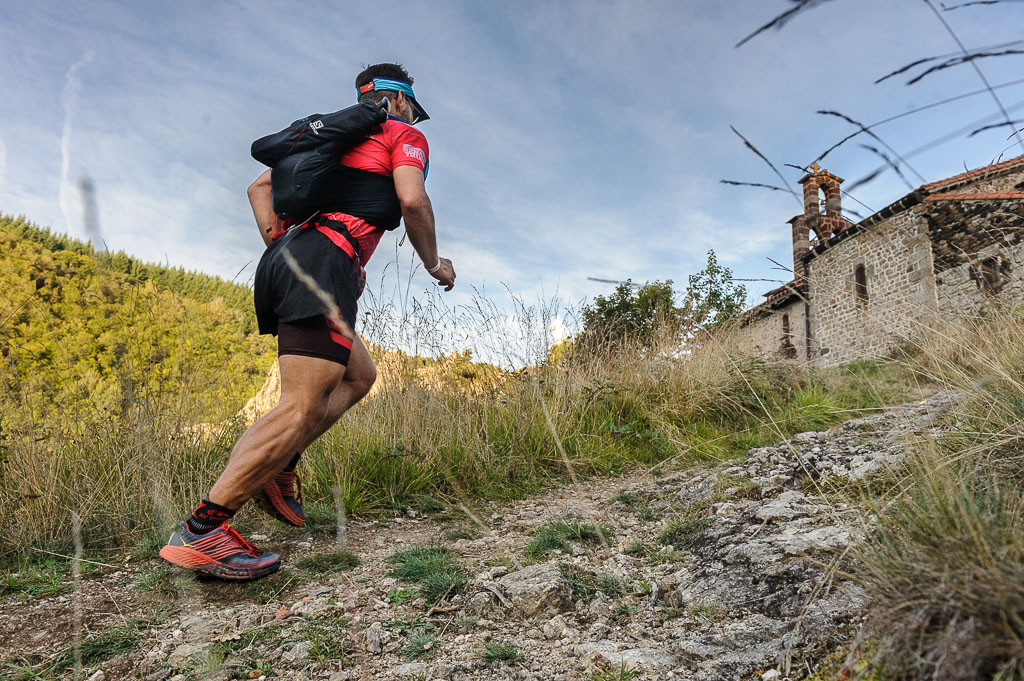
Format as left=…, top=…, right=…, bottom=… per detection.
left=0, top=214, right=275, bottom=431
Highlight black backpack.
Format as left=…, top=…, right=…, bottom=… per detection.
left=251, top=100, right=388, bottom=218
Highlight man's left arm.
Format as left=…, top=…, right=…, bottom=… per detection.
left=394, top=165, right=455, bottom=291
left=248, top=169, right=280, bottom=247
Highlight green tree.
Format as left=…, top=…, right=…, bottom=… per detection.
left=581, top=279, right=684, bottom=347
left=577, top=250, right=747, bottom=353
left=0, top=214, right=276, bottom=428
left=682, top=250, right=747, bottom=330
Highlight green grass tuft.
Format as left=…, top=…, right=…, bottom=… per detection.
left=418, top=568, right=468, bottom=604
left=306, top=616, right=351, bottom=664
left=597, top=573, right=625, bottom=597
left=524, top=527, right=570, bottom=558
left=1, top=565, right=70, bottom=598
left=658, top=515, right=714, bottom=548
left=525, top=517, right=614, bottom=559
left=50, top=619, right=142, bottom=673
left=611, top=491, right=639, bottom=506
left=387, top=546, right=454, bottom=580
left=387, top=587, right=418, bottom=604
left=560, top=564, right=599, bottom=603
left=590, top=662, right=640, bottom=681
left=387, top=546, right=467, bottom=604
left=301, top=502, right=342, bottom=535
left=295, top=551, right=360, bottom=574
left=611, top=601, right=636, bottom=621
left=478, top=641, right=523, bottom=663
left=402, top=634, right=439, bottom=661
left=622, top=540, right=651, bottom=556
left=132, top=565, right=183, bottom=596
left=242, top=567, right=295, bottom=604
left=411, top=494, right=446, bottom=513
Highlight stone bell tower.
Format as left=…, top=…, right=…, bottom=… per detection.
left=791, top=162, right=844, bottom=281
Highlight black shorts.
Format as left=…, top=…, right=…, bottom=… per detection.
left=254, top=221, right=360, bottom=339
left=278, top=315, right=353, bottom=365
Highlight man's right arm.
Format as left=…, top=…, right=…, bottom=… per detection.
left=248, top=169, right=279, bottom=247
left=394, top=165, right=455, bottom=291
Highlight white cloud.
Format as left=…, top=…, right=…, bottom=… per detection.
left=58, top=50, right=92, bottom=235
left=3, top=0, right=1023, bottom=356
left=0, top=129, right=6, bottom=193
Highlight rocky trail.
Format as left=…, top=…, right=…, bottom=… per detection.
left=1, top=393, right=955, bottom=681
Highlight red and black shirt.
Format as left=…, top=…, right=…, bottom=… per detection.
left=278, top=115, right=429, bottom=268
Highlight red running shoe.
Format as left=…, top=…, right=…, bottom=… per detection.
left=159, top=521, right=280, bottom=580
left=258, top=470, right=306, bottom=527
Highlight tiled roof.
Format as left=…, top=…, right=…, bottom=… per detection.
left=924, top=190, right=1024, bottom=202
left=806, top=154, right=1024, bottom=256
left=920, top=154, right=1024, bottom=192
left=764, top=281, right=805, bottom=303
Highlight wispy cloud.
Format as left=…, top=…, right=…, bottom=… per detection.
left=3, top=0, right=1022, bottom=324
left=0, top=128, right=6, bottom=192
left=59, top=50, right=92, bottom=234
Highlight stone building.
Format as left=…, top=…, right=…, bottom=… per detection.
left=733, top=154, right=1024, bottom=367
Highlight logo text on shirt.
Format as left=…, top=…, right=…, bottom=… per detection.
left=403, top=144, right=426, bottom=164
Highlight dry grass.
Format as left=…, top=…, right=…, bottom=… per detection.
left=0, top=283, right=913, bottom=565
left=13, top=256, right=1023, bottom=677
left=835, top=311, right=1024, bottom=680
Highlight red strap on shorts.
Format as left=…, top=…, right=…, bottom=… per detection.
left=324, top=315, right=354, bottom=350
left=312, top=224, right=359, bottom=261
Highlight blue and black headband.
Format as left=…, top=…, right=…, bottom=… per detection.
left=357, top=77, right=429, bottom=124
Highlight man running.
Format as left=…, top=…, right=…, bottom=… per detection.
left=160, top=63, right=455, bottom=579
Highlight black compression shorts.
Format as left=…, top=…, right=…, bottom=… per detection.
left=254, top=222, right=360, bottom=338
left=277, top=315, right=353, bottom=366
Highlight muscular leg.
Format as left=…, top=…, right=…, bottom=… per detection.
left=295, top=335, right=377, bottom=453
left=209, top=354, right=346, bottom=510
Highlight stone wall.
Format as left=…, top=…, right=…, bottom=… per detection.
left=926, top=199, right=1024, bottom=317
left=805, top=207, right=939, bottom=367
left=732, top=160, right=1024, bottom=367
left=730, top=298, right=806, bottom=360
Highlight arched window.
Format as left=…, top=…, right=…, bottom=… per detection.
left=779, top=313, right=796, bottom=358
left=854, top=265, right=868, bottom=305
left=818, top=186, right=827, bottom=215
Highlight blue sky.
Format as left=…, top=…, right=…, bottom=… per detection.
left=2, top=0, right=1023, bottom=342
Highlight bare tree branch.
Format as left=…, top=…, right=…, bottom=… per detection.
left=818, top=110, right=926, bottom=183
left=845, top=168, right=886, bottom=194
left=923, top=0, right=1024, bottom=152
left=860, top=144, right=915, bottom=190
left=968, top=119, right=1024, bottom=136
left=812, top=77, right=1024, bottom=165
left=874, top=38, right=1024, bottom=83
left=720, top=179, right=793, bottom=193
left=906, top=49, right=1024, bottom=86
left=941, top=0, right=1024, bottom=10
left=735, top=0, right=838, bottom=49
left=729, top=125, right=801, bottom=204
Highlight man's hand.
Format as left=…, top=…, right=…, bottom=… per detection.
left=430, top=257, right=455, bottom=291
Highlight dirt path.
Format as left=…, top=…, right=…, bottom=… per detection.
left=1, top=393, right=955, bottom=681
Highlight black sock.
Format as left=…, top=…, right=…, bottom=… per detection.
left=186, top=497, right=236, bottom=535
left=283, top=452, right=302, bottom=472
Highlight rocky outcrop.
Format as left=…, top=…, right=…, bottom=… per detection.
left=3, top=394, right=955, bottom=681
left=238, top=360, right=280, bottom=425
